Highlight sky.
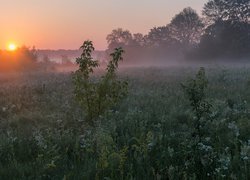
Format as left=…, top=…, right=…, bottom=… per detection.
left=0, top=0, right=207, bottom=50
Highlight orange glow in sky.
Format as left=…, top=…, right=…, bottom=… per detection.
left=0, top=0, right=206, bottom=50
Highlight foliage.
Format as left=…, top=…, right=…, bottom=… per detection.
left=182, top=67, right=211, bottom=125
left=194, top=0, right=250, bottom=59
left=169, top=7, right=204, bottom=47
left=203, top=0, right=250, bottom=24
left=106, top=28, right=133, bottom=50
left=146, top=26, right=178, bottom=48
left=0, top=46, right=38, bottom=72
left=105, top=2, right=250, bottom=62
left=181, top=68, right=215, bottom=178
left=197, top=20, right=250, bottom=58
left=73, top=41, right=128, bottom=124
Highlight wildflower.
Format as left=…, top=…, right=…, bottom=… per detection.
left=228, top=121, right=240, bottom=137
left=2, top=107, right=7, bottom=112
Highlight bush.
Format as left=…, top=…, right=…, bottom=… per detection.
left=72, top=40, right=128, bottom=125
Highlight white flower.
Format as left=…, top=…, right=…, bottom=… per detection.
left=228, top=122, right=240, bottom=137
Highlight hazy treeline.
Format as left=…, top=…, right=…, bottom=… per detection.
left=37, top=49, right=105, bottom=63
left=0, top=47, right=107, bottom=72
left=105, top=0, right=250, bottom=64
left=0, top=47, right=39, bottom=72
left=0, top=47, right=76, bottom=72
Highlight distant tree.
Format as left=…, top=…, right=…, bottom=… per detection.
left=132, top=33, right=145, bottom=47
left=40, top=55, right=56, bottom=71
left=198, top=20, right=250, bottom=58
left=197, top=0, right=250, bottom=58
left=42, top=55, right=50, bottom=64
left=20, top=46, right=38, bottom=63
left=17, top=46, right=39, bottom=71
left=169, top=7, right=204, bottom=48
left=203, top=0, right=250, bottom=24
left=146, top=26, right=178, bottom=48
left=0, top=46, right=39, bottom=72
left=106, top=28, right=133, bottom=50
left=61, top=55, right=73, bottom=65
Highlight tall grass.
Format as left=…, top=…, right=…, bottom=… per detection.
left=0, top=67, right=249, bottom=179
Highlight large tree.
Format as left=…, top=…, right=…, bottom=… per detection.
left=198, top=0, right=250, bottom=58
left=169, top=7, right=204, bottom=48
left=132, top=33, right=145, bottom=47
left=198, top=20, right=250, bottom=58
left=0, top=46, right=38, bottom=72
left=203, top=0, right=250, bottom=24
left=146, top=26, right=178, bottom=48
left=106, top=28, right=133, bottom=50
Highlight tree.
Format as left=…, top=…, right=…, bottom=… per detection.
left=131, top=33, right=145, bottom=47
left=106, top=28, right=133, bottom=50
left=203, top=0, right=250, bottom=24
left=61, top=55, right=74, bottom=66
left=42, top=55, right=50, bottom=64
left=73, top=41, right=128, bottom=125
left=198, top=0, right=250, bottom=58
left=146, top=26, right=178, bottom=48
left=0, top=46, right=39, bottom=72
left=198, top=20, right=250, bottom=58
left=169, top=7, right=204, bottom=48
left=182, top=67, right=214, bottom=179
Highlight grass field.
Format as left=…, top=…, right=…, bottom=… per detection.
left=0, top=66, right=249, bottom=179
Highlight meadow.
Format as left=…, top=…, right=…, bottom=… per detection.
left=0, top=66, right=249, bottom=179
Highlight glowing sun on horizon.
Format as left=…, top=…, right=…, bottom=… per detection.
left=8, top=43, right=17, bottom=51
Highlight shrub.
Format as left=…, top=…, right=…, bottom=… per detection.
left=73, top=40, right=128, bottom=125
left=182, top=67, right=212, bottom=141
left=181, top=67, right=214, bottom=178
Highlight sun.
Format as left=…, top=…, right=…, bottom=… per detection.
left=8, top=43, right=17, bottom=51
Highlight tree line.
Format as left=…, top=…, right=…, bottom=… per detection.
left=0, top=47, right=38, bottom=72
left=0, top=47, right=76, bottom=72
left=105, top=0, right=250, bottom=63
